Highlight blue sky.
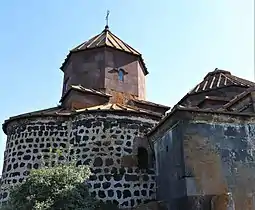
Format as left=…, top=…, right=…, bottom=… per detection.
left=0, top=0, right=254, bottom=173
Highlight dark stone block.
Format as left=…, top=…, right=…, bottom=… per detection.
left=119, top=167, right=125, bottom=174
left=23, top=155, right=31, bottom=161
left=104, top=168, right=110, bottom=173
left=102, top=182, right=111, bottom=189
left=126, top=141, right=131, bottom=147
left=89, top=175, right=97, bottom=181
left=105, top=174, right=111, bottom=181
left=143, top=175, right=149, bottom=181
left=141, top=190, right=147, bottom=196
left=131, top=199, right=135, bottom=207
left=116, top=147, right=121, bottom=152
left=105, top=158, right=114, bottom=166
left=150, top=183, right=155, bottom=189
left=83, top=136, right=89, bottom=141
left=13, top=163, right=18, bottom=169
left=103, top=141, right=111, bottom=146
left=116, top=190, right=122, bottom=199
left=111, top=167, right=117, bottom=174
left=127, top=168, right=133, bottom=173
left=82, top=154, right=88, bottom=159
left=124, top=183, right=130, bottom=188
left=125, top=174, right=138, bottom=181
left=92, top=148, right=99, bottom=152
left=99, top=175, right=104, bottom=181
left=94, top=141, right=101, bottom=146
left=134, top=190, right=140, bottom=196
left=83, top=148, right=90, bottom=152
left=113, top=174, right=123, bottom=181
left=123, top=190, right=131, bottom=199
left=94, top=183, right=101, bottom=189
left=114, top=183, right=122, bottom=188
left=115, top=140, right=123, bottom=145
left=26, top=138, right=33, bottom=143
left=124, top=148, right=132, bottom=153
left=93, top=157, right=103, bottom=167
left=98, top=190, right=106, bottom=198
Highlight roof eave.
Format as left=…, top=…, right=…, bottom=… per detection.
left=60, top=46, right=149, bottom=75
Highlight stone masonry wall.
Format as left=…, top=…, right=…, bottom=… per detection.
left=0, top=112, right=158, bottom=209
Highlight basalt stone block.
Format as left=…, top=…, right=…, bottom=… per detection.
left=92, top=148, right=99, bottom=152
left=116, top=190, right=122, bottom=199
left=125, top=174, right=138, bottom=181
left=94, top=183, right=101, bottom=189
left=99, top=175, right=104, bottom=181
left=105, top=174, right=111, bottom=181
left=124, top=183, right=130, bottom=188
left=98, top=190, right=106, bottom=198
left=105, top=158, right=114, bottom=166
left=115, top=140, right=123, bottom=145
left=124, top=148, right=132, bottom=154
left=126, top=141, right=131, bottom=147
left=94, top=141, right=101, bottom=146
left=23, top=155, right=31, bottom=161
left=103, top=141, right=111, bottom=146
left=114, top=183, right=122, bottom=188
left=143, top=175, right=149, bottom=181
left=111, top=167, right=117, bottom=174
left=113, top=174, right=123, bottom=181
left=123, top=190, right=131, bottom=199
left=93, top=157, right=103, bottom=167
left=108, top=190, right=114, bottom=197
left=141, top=190, right=147, bottom=196
left=134, top=190, right=140, bottom=196
left=89, top=175, right=97, bottom=181
left=102, top=182, right=111, bottom=189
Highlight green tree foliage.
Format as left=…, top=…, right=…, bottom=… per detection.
left=1, top=163, right=99, bottom=210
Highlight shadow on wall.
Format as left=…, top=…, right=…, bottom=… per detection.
left=184, top=134, right=255, bottom=210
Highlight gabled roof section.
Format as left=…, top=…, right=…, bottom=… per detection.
left=189, top=68, right=254, bottom=94
left=221, top=87, right=255, bottom=111
left=60, top=26, right=148, bottom=74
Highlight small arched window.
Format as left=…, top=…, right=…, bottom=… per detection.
left=118, top=69, right=124, bottom=81
left=137, top=147, right=149, bottom=169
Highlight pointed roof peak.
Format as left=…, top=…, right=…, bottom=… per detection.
left=71, top=27, right=141, bottom=56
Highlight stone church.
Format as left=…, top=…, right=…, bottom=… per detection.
left=1, top=24, right=255, bottom=210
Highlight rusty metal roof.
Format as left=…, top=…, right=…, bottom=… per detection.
left=72, top=26, right=140, bottom=55
left=75, top=103, right=161, bottom=116
left=189, top=68, right=255, bottom=94
left=60, top=85, right=111, bottom=103
left=60, top=26, right=148, bottom=75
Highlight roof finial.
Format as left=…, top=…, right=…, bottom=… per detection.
left=105, top=10, right=110, bottom=30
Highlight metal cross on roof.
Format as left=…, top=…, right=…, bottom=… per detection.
left=105, top=10, right=110, bottom=28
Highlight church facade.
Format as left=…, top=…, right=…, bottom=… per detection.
left=1, top=25, right=255, bottom=209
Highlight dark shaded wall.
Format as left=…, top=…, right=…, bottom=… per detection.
left=151, top=111, right=255, bottom=210
left=182, top=119, right=255, bottom=209
left=151, top=120, right=187, bottom=210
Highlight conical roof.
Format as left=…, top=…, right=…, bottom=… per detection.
left=60, top=26, right=148, bottom=74
left=71, top=26, right=140, bottom=55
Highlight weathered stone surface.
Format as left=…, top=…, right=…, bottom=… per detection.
left=1, top=113, right=158, bottom=209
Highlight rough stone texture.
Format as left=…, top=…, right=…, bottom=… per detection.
left=0, top=112, right=158, bottom=209
left=150, top=110, right=255, bottom=210
left=62, top=47, right=146, bottom=106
